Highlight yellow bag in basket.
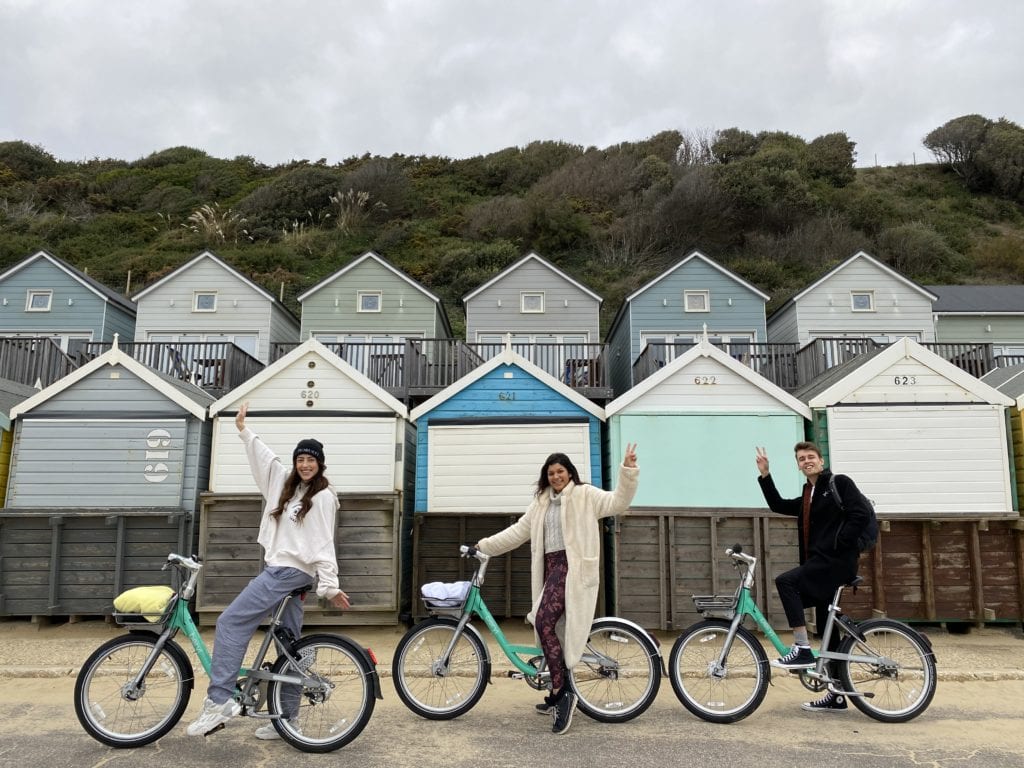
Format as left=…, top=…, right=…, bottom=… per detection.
left=113, top=586, right=175, bottom=621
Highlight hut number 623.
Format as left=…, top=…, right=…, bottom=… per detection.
left=893, top=375, right=917, bottom=385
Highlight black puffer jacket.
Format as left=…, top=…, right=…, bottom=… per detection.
left=758, top=469, right=871, bottom=603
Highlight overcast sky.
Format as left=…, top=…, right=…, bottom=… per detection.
left=2, top=1, right=1022, bottom=169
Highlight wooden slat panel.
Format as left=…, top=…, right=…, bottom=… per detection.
left=197, top=492, right=400, bottom=625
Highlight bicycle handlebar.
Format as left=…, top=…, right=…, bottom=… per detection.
left=725, top=544, right=757, bottom=566
left=459, top=544, right=489, bottom=563
left=164, top=553, right=203, bottom=572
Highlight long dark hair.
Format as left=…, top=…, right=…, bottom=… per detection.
left=272, top=462, right=330, bottom=522
left=535, top=452, right=584, bottom=496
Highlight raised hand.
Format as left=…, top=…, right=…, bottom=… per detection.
left=623, top=442, right=638, bottom=468
left=755, top=446, right=770, bottom=477
left=235, top=401, right=248, bottom=432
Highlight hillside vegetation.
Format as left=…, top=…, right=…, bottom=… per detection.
left=1, top=114, right=1023, bottom=336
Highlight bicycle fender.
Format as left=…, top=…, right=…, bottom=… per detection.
left=306, top=633, right=385, bottom=700
left=592, top=616, right=662, bottom=659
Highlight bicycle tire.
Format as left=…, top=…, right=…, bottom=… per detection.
left=74, top=632, right=193, bottom=747
left=392, top=617, right=490, bottom=719
left=837, top=618, right=937, bottom=723
left=266, top=634, right=376, bottom=753
left=571, top=618, right=660, bottom=723
left=668, top=620, right=769, bottom=724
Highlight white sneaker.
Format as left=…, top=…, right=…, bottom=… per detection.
left=186, top=698, right=241, bottom=736
left=254, top=719, right=298, bottom=740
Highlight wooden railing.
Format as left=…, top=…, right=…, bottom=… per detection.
left=634, top=338, right=1008, bottom=391
left=81, top=341, right=264, bottom=396
left=272, top=339, right=613, bottom=401
left=271, top=341, right=407, bottom=394
left=633, top=341, right=803, bottom=389
left=0, top=337, right=77, bottom=388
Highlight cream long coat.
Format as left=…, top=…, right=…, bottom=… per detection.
left=476, top=463, right=639, bottom=668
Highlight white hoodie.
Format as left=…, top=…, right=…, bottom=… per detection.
left=239, top=427, right=342, bottom=601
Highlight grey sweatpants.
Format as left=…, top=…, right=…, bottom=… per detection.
left=207, top=565, right=312, bottom=704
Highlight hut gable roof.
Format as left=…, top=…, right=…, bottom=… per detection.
left=10, top=337, right=212, bottom=419
left=605, top=338, right=811, bottom=418
left=409, top=346, right=606, bottom=422
left=208, top=338, right=407, bottom=417
left=769, top=250, right=937, bottom=321
left=804, top=337, right=1014, bottom=408
left=462, top=251, right=602, bottom=304
left=981, top=363, right=1024, bottom=409
left=0, top=249, right=136, bottom=314
left=131, top=250, right=295, bottom=321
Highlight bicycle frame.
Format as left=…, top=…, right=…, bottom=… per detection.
left=123, top=555, right=324, bottom=710
left=434, top=551, right=545, bottom=679
left=704, top=548, right=895, bottom=684
left=432, top=548, right=623, bottom=683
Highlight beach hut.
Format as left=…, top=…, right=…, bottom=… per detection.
left=604, top=338, right=812, bottom=630
left=408, top=346, right=606, bottom=618
left=801, top=337, right=1019, bottom=625
left=0, top=339, right=213, bottom=617
left=202, top=338, right=410, bottom=626
left=0, top=379, right=38, bottom=507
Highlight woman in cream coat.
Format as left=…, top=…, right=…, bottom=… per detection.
left=476, top=444, right=639, bottom=734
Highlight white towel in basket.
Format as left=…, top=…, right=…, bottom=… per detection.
left=420, top=581, right=470, bottom=606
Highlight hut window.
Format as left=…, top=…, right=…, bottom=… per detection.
left=520, top=292, right=545, bottom=313
left=684, top=290, right=710, bottom=312
left=358, top=291, right=382, bottom=312
left=850, top=291, right=875, bottom=312
left=26, top=289, right=53, bottom=311
left=193, top=291, right=218, bottom=312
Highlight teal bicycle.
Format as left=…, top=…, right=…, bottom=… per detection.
left=74, top=553, right=382, bottom=752
left=392, top=545, right=662, bottom=722
left=669, top=544, right=937, bottom=724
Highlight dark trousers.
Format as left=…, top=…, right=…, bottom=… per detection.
left=536, top=550, right=569, bottom=691
left=776, top=565, right=841, bottom=676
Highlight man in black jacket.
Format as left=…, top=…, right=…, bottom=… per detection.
left=755, top=442, right=872, bottom=712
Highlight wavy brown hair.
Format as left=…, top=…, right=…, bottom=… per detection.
left=272, top=462, right=330, bottom=522
left=535, top=452, right=584, bottom=496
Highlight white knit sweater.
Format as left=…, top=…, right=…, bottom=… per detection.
left=239, top=427, right=342, bottom=600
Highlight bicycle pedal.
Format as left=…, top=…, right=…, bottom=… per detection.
left=507, top=671, right=525, bottom=679
left=203, top=722, right=226, bottom=737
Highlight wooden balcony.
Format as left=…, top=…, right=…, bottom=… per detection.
left=633, top=337, right=1005, bottom=392
left=80, top=340, right=264, bottom=397
left=633, top=341, right=803, bottom=390
left=0, top=337, right=77, bottom=388
left=272, top=339, right=614, bottom=404
left=271, top=341, right=407, bottom=400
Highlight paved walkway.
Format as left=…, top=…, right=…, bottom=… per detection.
left=1, top=616, right=1022, bottom=681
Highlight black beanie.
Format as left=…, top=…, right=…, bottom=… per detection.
left=293, top=438, right=325, bottom=465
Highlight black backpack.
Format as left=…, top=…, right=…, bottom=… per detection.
left=828, top=474, right=879, bottom=553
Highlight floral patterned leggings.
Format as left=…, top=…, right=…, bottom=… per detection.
left=536, top=550, right=569, bottom=691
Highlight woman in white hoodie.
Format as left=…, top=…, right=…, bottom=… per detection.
left=475, top=444, right=639, bottom=735
left=187, top=402, right=350, bottom=738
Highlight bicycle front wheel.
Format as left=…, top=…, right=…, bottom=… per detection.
left=838, top=619, right=937, bottom=723
left=571, top=619, right=660, bottom=723
left=392, top=618, right=489, bottom=719
left=74, top=633, right=193, bottom=747
left=267, top=634, right=375, bottom=753
left=668, top=620, right=769, bottom=723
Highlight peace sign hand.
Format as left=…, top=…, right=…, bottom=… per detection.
left=623, top=443, right=638, bottom=468
left=755, top=446, right=770, bottom=477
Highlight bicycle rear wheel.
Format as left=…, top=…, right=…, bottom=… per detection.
left=838, top=618, right=936, bottom=723
left=392, top=617, right=490, bottom=719
left=74, top=633, right=193, bottom=747
left=570, top=618, right=660, bottom=723
left=668, top=620, right=769, bottom=723
left=267, top=634, right=375, bottom=752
